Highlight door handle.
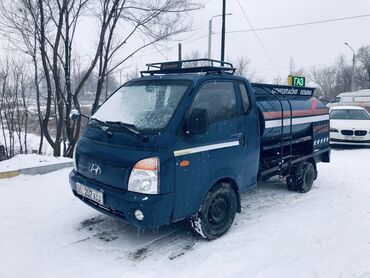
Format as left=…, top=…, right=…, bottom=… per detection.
left=240, top=135, right=247, bottom=147
left=230, top=133, right=247, bottom=147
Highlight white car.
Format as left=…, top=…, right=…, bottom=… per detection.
left=330, top=106, right=370, bottom=146
left=327, top=89, right=370, bottom=109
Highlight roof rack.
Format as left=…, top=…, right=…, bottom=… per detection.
left=140, top=58, right=236, bottom=76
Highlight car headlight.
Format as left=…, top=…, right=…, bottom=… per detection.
left=73, top=145, right=77, bottom=171
left=330, top=128, right=339, bottom=133
left=128, top=157, right=159, bottom=194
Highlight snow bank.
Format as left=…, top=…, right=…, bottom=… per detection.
left=0, top=154, right=72, bottom=172
left=0, top=149, right=370, bottom=278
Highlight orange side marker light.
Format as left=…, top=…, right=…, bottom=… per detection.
left=179, top=160, right=190, bottom=167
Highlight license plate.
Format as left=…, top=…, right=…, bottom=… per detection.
left=344, top=136, right=363, bottom=141
left=76, top=183, right=104, bottom=205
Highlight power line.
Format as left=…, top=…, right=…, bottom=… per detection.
left=128, top=12, right=370, bottom=61
left=254, top=60, right=352, bottom=72
left=237, top=0, right=281, bottom=76
left=130, top=34, right=209, bottom=60
left=222, top=13, right=370, bottom=34
left=174, top=13, right=370, bottom=47
left=186, top=13, right=370, bottom=43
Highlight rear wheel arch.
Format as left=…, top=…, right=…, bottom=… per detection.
left=307, top=158, right=318, bottom=180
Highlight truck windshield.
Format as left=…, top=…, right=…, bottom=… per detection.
left=330, top=109, right=370, bottom=120
left=91, top=80, right=190, bottom=131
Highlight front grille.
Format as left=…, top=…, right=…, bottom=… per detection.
left=341, top=130, right=353, bottom=136
left=77, top=154, right=128, bottom=189
left=355, top=130, right=367, bottom=136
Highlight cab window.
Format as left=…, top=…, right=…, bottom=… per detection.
left=190, top=81, right=236, bottom=124
left=331, top=97, right=340, bottom=103
left=354, top=96, right=370, bottom=102
left=238, top=82, right=251, bottom=113
left=342, top=96, right=353, bottom=102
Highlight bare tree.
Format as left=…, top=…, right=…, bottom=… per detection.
left=357, top=46, right=370, bottom=88
left=310, top=55, right=368, bottom=100
left=0, top=58, right=31, bottom=158
left=232, top=56, right=264, bottom=82
left=182, top=50, right=209, bottom=67
left=310, top=66, right=337, bottom=99
left=90, top=0, right=201, bottom=114
left=335, top=55, right=352, bottom=93
left=1, top=0, right=200, bottom=157
left=234, top=56, right=251, bottom=78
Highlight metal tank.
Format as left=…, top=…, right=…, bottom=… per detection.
left=251, top=83, right=329, bottom=148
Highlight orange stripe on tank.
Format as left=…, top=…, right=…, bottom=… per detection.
left=263, top=108, right=328, bottom=120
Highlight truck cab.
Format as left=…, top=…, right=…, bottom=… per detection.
left=69, top=59, right=330, bottom=240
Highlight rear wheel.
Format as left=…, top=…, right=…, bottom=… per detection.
left=191, top=183, right=237, bottom=240
left=286, top=161, right=316, bottom=193
left=286, top=176, right=297, bottom=191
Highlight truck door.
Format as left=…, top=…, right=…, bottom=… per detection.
left=173, top=80, right=249, bottom=220
left=235, top=81, right=260, bottom=190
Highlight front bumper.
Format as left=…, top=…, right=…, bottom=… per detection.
left=69, top=170, right=174, bottom=229
left=330, top=132, right=370, bottom=146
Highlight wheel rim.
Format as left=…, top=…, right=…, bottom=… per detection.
left=208, top=195, right=229, bottom=228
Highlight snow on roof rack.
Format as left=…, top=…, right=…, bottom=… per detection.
left=140, top=59, right=236, bottom=76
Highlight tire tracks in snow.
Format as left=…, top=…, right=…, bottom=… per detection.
left=68, top=178, right=309, bottom=261
left=127, top=228, right=200, bottom=262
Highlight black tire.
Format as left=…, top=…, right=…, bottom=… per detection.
left=286, top=175, right=297, bottom=191
left=191, top=183, right=237, bottom=240
left=286, top=162, right=316, bottom=193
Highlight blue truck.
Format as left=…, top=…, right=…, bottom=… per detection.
left=69, top=59, right=330, bottom=240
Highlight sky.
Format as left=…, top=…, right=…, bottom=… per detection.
left=112, top=0, right=370, bottom=84
left=2, top=0, right=370, bottom=85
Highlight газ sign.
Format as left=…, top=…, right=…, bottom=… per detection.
left=288, top=75, right=305, bottom=87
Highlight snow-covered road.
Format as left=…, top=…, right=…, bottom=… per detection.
left=1, top=149, right=370, bottom=278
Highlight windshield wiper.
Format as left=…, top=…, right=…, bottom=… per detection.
left=105, top=121, right=148, bottom=142
left=89, top=118, right=113, bottom=137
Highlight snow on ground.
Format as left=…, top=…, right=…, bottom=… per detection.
left=1, top=149, right=370, bottom=278
left=0, top=131, right=54, bottom=156
left=0, top=154, right=72, bottom=172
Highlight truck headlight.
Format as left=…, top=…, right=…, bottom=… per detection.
left=128, top=157, right=159, bottom=194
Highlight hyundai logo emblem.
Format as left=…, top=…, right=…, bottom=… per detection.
left=89, top=163, right=101, bottom=176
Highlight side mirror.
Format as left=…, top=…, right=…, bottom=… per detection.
left=188, top=108, right=208, bottom=135
left=69, top=109, right=81, bottom=121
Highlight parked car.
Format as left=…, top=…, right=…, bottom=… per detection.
left=330, top=106, right=370, bottom=146
left=327, top=89, right=370, bottom=111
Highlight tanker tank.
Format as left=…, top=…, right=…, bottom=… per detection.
left=251, top=83, right=329, bottom=150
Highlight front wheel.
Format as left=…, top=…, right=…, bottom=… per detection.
left=191, top=183, right=237, bottom=240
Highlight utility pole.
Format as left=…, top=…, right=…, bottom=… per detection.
left=221, top=0, right=226, bottom=65
left=178, top=43, right=182, bottom=61
left=345, top=42, right=356, bottom=92
left=208, top=19, right=212, bottom=59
